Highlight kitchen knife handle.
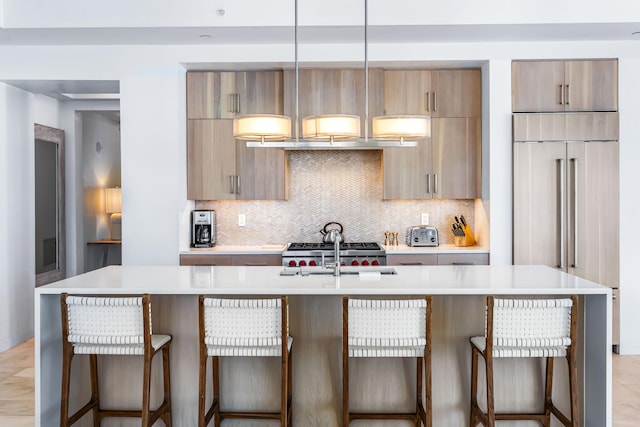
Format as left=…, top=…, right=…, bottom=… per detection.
left=557, top=158, right=565, bottom=269
left=571, top=158, right=578, bottom=268
left=229, top=175, right=235, bottom=194
left=433, top=92, right=437, bottom=112
left=565, top=85, right=570, bottom=106
left=426, top=91, right=431, bottom=112
left=236, top=175, right=241, bottom=195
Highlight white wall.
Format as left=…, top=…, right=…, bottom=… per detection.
left=0, top=84, right=61, bottom=351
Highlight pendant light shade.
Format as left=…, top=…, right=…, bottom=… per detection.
left=372, top=115, right=431, bottom=140
left=233, top=114, right=291, bottom=142
left=302, top=115, right=361, bottom=141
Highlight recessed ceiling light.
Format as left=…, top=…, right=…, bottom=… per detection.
left=200, top=34, right=212, bottom=39
left=633, top=31, right=640, bottom=36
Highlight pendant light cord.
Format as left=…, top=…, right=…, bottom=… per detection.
left=295, top=0, right=299, bottom=141
left=364, top=0, right=369, bottom=141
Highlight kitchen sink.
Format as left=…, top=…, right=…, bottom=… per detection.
left=280, top=266, right=397, bottom=276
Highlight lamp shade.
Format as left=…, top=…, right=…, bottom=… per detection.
left=372, top=115, right=431, bottom=140
left=302, top=115, right=361, bottom=140
left=105, top=187, right=122, bottom=214
left=233, top=114, right=291, bottom=141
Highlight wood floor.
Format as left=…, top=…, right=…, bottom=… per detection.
left=1, top=339, right=638, bottom=426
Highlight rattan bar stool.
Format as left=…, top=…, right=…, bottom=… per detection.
left=342, top=296, right=432, bottom=427
left=198, top=295, right=293, bottom=427
left=469, top=295, right=579, bottom=427
left=59, top=293, right=172, bottom=427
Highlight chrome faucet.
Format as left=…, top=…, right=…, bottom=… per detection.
left=333, top=235, right=342, bottom=276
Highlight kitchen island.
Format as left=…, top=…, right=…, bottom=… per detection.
left=35, top=265, right=611, bottom=427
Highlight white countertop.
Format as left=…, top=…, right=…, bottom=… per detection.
left=179, top=243, right=489, bottom=255
left=37, top=265, right=608, bottom=296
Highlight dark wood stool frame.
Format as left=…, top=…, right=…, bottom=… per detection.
left=342, top=296, right=432, bottom=427
left=198, top=295, right=292, bottom=427
left=59, top=293, right=172, bottom=427
left=470, top=295, right=579, bottom=427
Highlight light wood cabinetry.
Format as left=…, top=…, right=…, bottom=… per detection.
left=386, top=254, right=437, bottom=266
left=512, top=60, right=618, bottom=112
left=186, top=70, right=288, bottom=200
left=179, top=253, right=281, bottom=266
left=437, top=253, right=489, bottom=265
left=283, top=68, right=383, bottom=138
left=383, top=117, right=481, bottom=199
left=382, top=69, right=482, bottom=200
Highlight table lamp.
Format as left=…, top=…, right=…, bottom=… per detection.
left=105, top=187, right=122, bottom=240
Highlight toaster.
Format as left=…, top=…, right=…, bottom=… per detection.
left=406, top=226, right=439, bottom=247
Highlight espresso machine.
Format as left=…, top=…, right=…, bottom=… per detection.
left=191, top=210, right=215, bottom=248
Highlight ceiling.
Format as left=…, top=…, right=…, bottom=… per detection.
left=1, top=22, right=638, bottom=102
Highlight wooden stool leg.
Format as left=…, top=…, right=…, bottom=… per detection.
left=567, top=351, right=579, bottom=427
left=198, top=352, right=207, bottom=427
left=281, top=348, right=288, bottom=427
left=544, top=357, right=554, bottom=427
left=287, top=347, right=293, bottom=426
left=213, top=356, right=220, bottom=427
left=469, top=345, right=478, bottom=427
left=141, top=352, right=152, bottom=427
left=89, top=354, right=100, bottom=427
left=60, top=349, right=73, bottom=427
left=162, top=345, right=172, bottom=427
left=485, top=355, right=495, bottom=427
left=342, top=351, right=349, bottom=426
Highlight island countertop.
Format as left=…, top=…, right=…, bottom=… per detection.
left=36, top=264, right=608, bottom=296
left=35, top=265, right=612, bottom=427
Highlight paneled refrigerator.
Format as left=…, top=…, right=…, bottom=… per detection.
left=513, top=112, right=620, bottom=347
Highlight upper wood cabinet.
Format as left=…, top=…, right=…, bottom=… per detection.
left=187, top=71, right=285, bottom=119
left=512, top=60, right=618, bottom=113
left=186, top=70, right=288, bottom=201
left=383, top=69, right=481, bottom=118
left=382, top=68, right=482, bottom=200
left=383, top=118, right=481, bottom=199
left=283, top=68, right=383, bottom=138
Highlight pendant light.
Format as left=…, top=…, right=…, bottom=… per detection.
left=244, top=0, right=428, bottom=149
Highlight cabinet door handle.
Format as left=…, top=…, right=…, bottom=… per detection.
left=426, top=174, right=431, bottom=194
left=245, top=262, right=267, bottom=266
left=229, top=175, right=236, bottom=194
left=236, top=175, right=241, bottom=195
left=559, top=84, right=565, bottom=105
left=229, top=94, right=235, bottom=113
left=557, top=158, right=565, bottom=269
left=400, top=262, right=423, bottom=265
left=426, top=91, right=431, bottom=112
left=434, top=173, right=438, bottom=194
left=571, top=158, right=578, bottom=268
left=236, top=94, right=241, bottom=113
left=433, top=92, right=437, bottom=112
left=565, top=84, right=570, bottom=106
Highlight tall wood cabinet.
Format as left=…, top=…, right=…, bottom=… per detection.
left=513, top=112, right=620, bottom=345
left=381, top=69, right=482, bottom=199
left=186, top=71, right=288, bottom=200
left=512, top=60, right=618, bottom=113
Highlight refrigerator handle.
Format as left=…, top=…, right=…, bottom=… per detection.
left=571, top=158, right=578, bottom=268
left=557, top=158, right=565, bottom=269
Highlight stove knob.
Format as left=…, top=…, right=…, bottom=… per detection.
left=341, top=262, right=346, bottom=266
left=309, top=260, right=317, bottom=266
left=372, top=259, right=380, bottom=266
left=351, top=260, right=359, bottom=266
left=362, top=260, right=370, bottom=266
left=299, top=260, right=307, bottom=267
left=288, top=260, right=297, bottom=267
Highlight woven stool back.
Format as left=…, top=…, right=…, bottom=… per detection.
left=65, top=296, right=148, bottom=346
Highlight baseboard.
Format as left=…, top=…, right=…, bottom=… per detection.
left=0, top=330, right=34, bottom=353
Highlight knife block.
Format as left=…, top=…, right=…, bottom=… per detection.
left=454, top=225, right=476, bottom=247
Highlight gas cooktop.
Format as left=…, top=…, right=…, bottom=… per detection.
left=286, top=242, right=382, bottom=251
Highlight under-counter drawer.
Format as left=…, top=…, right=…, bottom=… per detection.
left=437, top=253, right=489, bottom=265
left=386, top=254, right=437, bottom=266
left=180, top=254, right=281, bottom=266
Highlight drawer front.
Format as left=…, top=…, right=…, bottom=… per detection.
left=179, top=254, right=233, bottom=266
left=231, top=254, right=281, bottom=266
left=437, top=253, right=489, bottom=265
left=386, top=254, right=437, bottom=266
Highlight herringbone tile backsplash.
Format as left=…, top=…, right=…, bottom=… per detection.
left=197, top=151, right=475, bottom=245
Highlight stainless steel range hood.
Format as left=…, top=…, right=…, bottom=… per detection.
left=245, top=139, right=418, bottom=150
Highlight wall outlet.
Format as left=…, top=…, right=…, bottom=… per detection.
left=238, top=214, right=246, bottom=227
left=421, top=213, right=429, bottom=225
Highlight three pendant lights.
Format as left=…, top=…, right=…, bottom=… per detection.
left=232, top=0, right=430, bottom=147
